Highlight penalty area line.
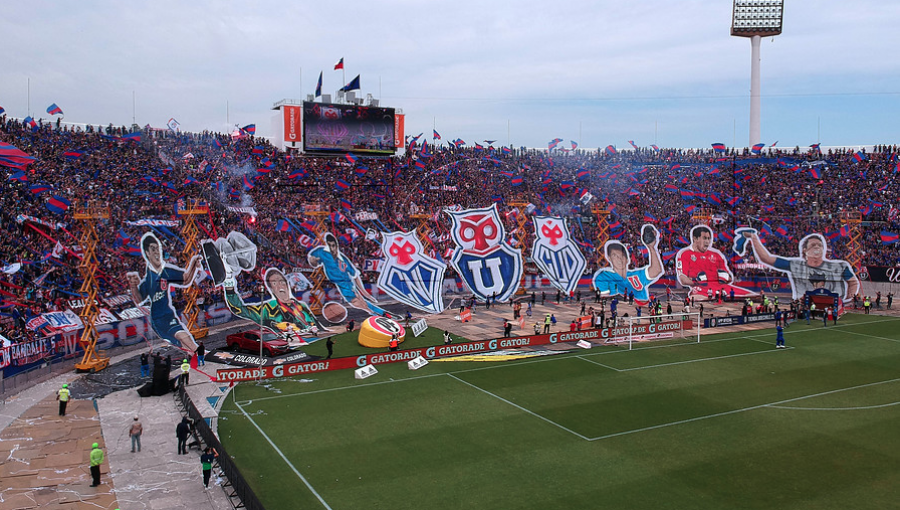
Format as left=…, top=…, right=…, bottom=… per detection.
left=588, top=376, right=900, bottom=442
left=446, top=373, right=591, bottom=441
left=234, top=400, right=333, bottom=510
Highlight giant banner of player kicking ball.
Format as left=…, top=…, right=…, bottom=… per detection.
left=732, top=228, right=859, bottom=302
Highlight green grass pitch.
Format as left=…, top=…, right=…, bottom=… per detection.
left=218, top=313, right=900, bottom=510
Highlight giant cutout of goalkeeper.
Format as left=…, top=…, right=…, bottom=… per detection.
left=591, top=224, right=664, bottom=306
left=201, top=231, right=327, bottom=344
left=734, top=229, right=859, bottom=301
left=126, top=232, right=200, bottom=354
left=675, top=224, right=756, bottom=300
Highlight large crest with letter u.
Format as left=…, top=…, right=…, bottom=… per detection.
left=446, top=204, right=522, bottom=302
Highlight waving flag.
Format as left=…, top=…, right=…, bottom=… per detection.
left=548, top=138, right=563, bottom=151
left=335, top=179, right=350, bottom=192
left=122, top=132, right=141, bottom=143
left=810, top=143, right=821, bottom=152
left=276, top=219, right=292, bottom=232
left=511, top=175, right=523, bottom=186
left=576, top=168, right=590, bottom=180
left=242, top=175, right=254, bottom=191
left=0, top=106, right=4, bottom=114
left=711, top=142, right=726, bottom=152
left=29, top=183, right=51, bottom=194
left=288, top=168, right=307, bottom=180
left=24, top=116, right=38, bottom=132
left=46, top=195, right=71, bottom=214
left=241, top=124, right=256, bottom=135
left=881, top=231, right=899, bottom=244
left=570, top=141, right=578, bottom=150
left=340, top=74, right=361, bottom=92
left=851, top=150, right=866, bottom=162
left=229, top=188, right=240, bottom=200
left=345, top=153, right=357, bottom=164
left=46, top=103, right=63, bottom=116
left=651, top=144, right=659, bottom=151
left=501, top=146, right=511, bottom=155
left=334, top=57, right=344, bottom=70
left=433, top=129, right=441, bottom=140
left=167, top=118, right=180, bottom=131
left=315, top=71, right=323, bottom=97
left=751, top=143, right=765, bottom=154
left=628, top=140, right=638, bottom=150
left=809, top=167, right=822, bottom=179
left=9, top=170, right=27, bottom=182
left=605, top=145, right=617, bottom=155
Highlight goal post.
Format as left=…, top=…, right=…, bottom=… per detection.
left=609, top=312, right=702, bottom=350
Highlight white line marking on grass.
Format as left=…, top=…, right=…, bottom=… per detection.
left=575, top=356, right=622, bottom=371
left=588, top=376, right=900, bottom=441
left=615, top=344, right=793, bottom=372
left=230, top=317, right=900, bottom=405
left=840, top=329, right=900, bottom=344
left=234, top=401, right=333, bottom=510
left=446, top=373, right=591, bottom=441
left=767, top=401, right=900, bottom=411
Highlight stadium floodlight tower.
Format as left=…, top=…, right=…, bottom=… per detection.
left=731, top=0, right=784, bottom=148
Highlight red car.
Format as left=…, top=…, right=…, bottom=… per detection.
left=226, top=330, right=290, bottom=357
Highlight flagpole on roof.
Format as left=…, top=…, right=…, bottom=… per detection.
left=27, top=78, right=30, bottom=118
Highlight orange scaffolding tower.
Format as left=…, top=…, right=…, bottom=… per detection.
left=840, top=211, right=863, bottom=273
left=592, top=206, right=611, bottom=264
left=409, top=213, right=434, bottom=248
left=507, top=201, right=532, bottom=295
left=177, top=199, right=209, bottom=340
left=302, top=208, right=331, bottom=314
left=74, top=202, right=111, bottom=373
left=691, top=207, right=715, bottom=226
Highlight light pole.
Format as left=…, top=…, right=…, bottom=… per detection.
left=731, top=0, right=784, bottom=148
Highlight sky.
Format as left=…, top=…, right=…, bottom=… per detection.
left=4, top=0, right=900, bottom=149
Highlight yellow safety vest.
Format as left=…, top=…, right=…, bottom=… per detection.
left=181, top=362, right=190, bottom=374
left=58, top=388, right=70, bottom=402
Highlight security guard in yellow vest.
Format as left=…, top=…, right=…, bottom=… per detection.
left=180, top=358, right=190, bottom=387
left=56, top=383, right=70, bottom=416
left=89, top=442, right=104, bottom=487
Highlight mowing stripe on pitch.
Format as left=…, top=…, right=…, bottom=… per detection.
left=446, top=373, right=591, bottom=441
left=588, top=376, right=900, bottom=441
left=235, top=401, right=333, bottom=510
left=234, top=316, right=900, bottom=405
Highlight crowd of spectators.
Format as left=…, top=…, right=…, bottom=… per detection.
left=1, top=112, right=898, bottom=343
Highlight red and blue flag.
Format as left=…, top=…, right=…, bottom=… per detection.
left=881, top=231, right=899, bottom=244
left=46, top=195, right=71, bottom=214
left=711, top=142, right=726, bottom=152
left=46, top=103, right=63, bottom=115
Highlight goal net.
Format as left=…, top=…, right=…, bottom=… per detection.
left=604, top=312, right=701, bottom=350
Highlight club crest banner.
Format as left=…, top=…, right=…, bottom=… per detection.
left=377, top=231, right=446, bottom=314
left=446, top=204, right=522, bottom=302
left=531, top=216, right=586, bottom=296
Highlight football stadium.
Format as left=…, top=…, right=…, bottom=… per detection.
left=2, top=2, right=900, bottom=509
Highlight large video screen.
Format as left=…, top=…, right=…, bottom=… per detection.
left=302, top=101, right=396, bottom=155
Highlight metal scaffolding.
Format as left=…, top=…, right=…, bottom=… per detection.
left=74, top=202, right=111, bottom=373
left=177, top=199, right=209, bottom=340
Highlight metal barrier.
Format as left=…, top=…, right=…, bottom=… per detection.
left=176, top=384, right=267, bottom=510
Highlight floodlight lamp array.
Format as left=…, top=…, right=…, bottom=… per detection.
left=731, top=0, right=784, bottom=37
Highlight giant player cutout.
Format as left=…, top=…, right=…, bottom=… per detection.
left=592, top=224, right=663, bottom=306
left=201, top=231, right=329, bottom=343
left=676, top=225, right=756, bottom=300
left=735, top=230, right=859, bottom=301
left=125, top=232, right=200, bottom=354
left=308, top=232, right=388, bottom=316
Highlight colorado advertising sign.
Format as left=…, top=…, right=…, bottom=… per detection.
left=215, top=320, right=692, bottom=382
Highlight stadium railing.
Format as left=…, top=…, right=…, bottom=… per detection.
left=177, top=383, right=267, bottom=510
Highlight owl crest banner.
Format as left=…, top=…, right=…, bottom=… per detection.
left=377, top=230, right=447, bottom=313
left=531, top=216, right=586, bottom=296
left=445, top=203, right=523, bottom=302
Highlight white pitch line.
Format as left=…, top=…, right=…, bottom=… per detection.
left=234, top=401, right=333, bottom=510
left=840, top=329, right=900, bottom=344
left=231, top=316, right=900, bottom=405
left=587, top=376, right=900, bottom=441
left=446, top=373, right=591, bottom=441
left=615, top=345, right=793, bottom=372
left=576, top=355, right=622, bottom=371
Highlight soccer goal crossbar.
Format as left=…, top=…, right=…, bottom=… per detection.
left=604, top=312, right=701, bottom=350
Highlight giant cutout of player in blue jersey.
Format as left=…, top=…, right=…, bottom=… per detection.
left=125, top=232, right=201, bottom=353
left=591, top=224, right=664, bottom=306
left=307, top=232, right=388, bottom=316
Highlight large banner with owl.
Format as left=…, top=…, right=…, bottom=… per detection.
left=531, top=216, right=586, bottom=296
left=446, top=204, right=523, bottom=302
left=377, top=231, right=447, bottom=313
